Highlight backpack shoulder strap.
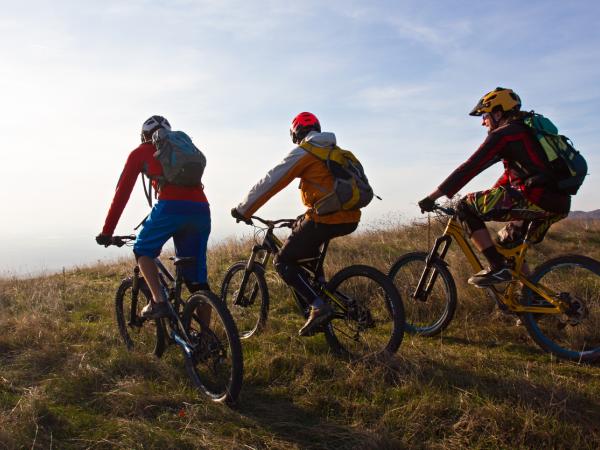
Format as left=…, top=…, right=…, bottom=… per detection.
left=299, top=142, right=335, bottom=160
left=141, top=171, right=153, bottom=208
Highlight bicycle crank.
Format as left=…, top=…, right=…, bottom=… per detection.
left=558, top=293, right=588, bottom=328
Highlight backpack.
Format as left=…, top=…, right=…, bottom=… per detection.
left=299, top=142, right=376, bottom=215
left=523, top=112, right=587, bottom=195
left=151, top=128, right=207, bottom=187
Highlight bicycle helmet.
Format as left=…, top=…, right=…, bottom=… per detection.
left=141, top=115, right=171, bottom=142
left=469, top=87, right=521, bottom=116
left=290, top=112, right=321, bottom=144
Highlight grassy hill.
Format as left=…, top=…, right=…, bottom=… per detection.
left=1, top=218, right=600, bottom=449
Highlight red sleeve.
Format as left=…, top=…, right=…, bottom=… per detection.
left=101, top=148, right=145, bottom=235
left=493, top=164, right=510, bottom=188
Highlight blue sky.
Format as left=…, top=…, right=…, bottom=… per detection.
left=1, top=0, right=598, bottom=274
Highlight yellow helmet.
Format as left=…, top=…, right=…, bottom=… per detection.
left=469, top=87, right=521, bottom=116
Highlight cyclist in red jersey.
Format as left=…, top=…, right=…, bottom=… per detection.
left=418, top=88, right=569, bottom=287
left=96, top=116, right=211, bottom=318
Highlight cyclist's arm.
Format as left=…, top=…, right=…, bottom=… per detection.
left=236, top=147, right=312, bottom=218
left=436, top=131, right=507, bottom=198
left=101, top=149, right=144, bottom=235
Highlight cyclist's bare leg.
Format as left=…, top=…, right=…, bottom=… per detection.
left=138, top=256, right=167, bottom=303
left=471, top=228, right=495, bottom=251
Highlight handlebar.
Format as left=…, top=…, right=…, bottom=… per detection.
left=108, top=235, right=136, bottom=247
left=431, top=204, right=456, bottom=216
left=249, top=216, right=296, bottom=229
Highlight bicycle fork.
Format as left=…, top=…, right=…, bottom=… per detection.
left=129, top=266, right=145, bottom=327
left=414, top=235, right=452, bottom=302
left=234, top=245, right=268, bottom=306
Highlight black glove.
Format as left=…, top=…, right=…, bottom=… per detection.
left=418, top=197, right=436, bottom=213
left=96, top=234, right=112, bottom=247
left=231, top=207, right=252, bottom=225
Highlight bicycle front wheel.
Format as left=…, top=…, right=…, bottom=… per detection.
left=182, top=291, right=244, bottom=403
left=388, top=252, right=457, bottom=336
left=324, top=265, right=405, bottom=359
left=521, top=254, right=600, bottom=362
left=115, top=277, right=165, bottom=357
left=220, top=261, right=269, bottom=339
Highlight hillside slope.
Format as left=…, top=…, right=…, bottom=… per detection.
left=1, top=218, right=600, bottom=449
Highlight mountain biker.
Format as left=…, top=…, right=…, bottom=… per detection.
left=418, top=88, right=570, bottom=287
left=96, top=115, right=211, bottom=318
left=231, top=112, right=360, bottom=336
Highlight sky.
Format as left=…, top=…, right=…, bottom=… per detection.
left=1, top=0, right=599, bottom=275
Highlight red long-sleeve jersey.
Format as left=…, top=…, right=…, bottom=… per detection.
left=101, top=142, right=208, bottom=235
left=438, top=120, right=570, bottom=214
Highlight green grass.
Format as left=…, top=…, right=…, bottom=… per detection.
left=1, top=219, right=600, bottom=449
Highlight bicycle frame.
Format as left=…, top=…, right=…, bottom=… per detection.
left=416, top=214, right=569, bottom=314
left=130, top=256, right=196, bottom=354
left=234, top=218, right=349, bottom=316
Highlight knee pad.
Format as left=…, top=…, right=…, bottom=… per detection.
left=273, top=256, right=303, bottom=284
left=456, top=199, right=485, bottom=237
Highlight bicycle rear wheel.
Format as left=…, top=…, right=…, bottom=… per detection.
left=182, top=291, right=244, bottom=403
left=115, top=277, right=165, bottom=357
left=220, top=261, right=269, bottom=339
left=324, top=265, right=405, bottom=359
left=388, top=252, right=457, bottom=336
left=521, top=254, right=600, bottom=362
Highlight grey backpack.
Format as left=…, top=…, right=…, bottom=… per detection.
left=151, top=128, right=206, bottom=187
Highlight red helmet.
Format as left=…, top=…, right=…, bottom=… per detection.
left=290, top=112, right=321, bottom=144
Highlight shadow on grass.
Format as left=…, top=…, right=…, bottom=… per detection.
left=403, top=355, right=600, bottom=431
left=236, top=384, right=403, bottom=450
left=439, top=334, right=543, bottom=357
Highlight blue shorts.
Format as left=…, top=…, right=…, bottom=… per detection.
left=133, top=200, right=211, bottom=284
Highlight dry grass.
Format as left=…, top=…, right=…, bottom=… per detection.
left=1, top=219, right=600, bottom=449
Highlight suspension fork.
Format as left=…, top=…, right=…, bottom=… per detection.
left=234, top=244, right=269, bottom=306
left=129, top=266, right=142, bottom=325
left=413, top=235, right=452, bottom=301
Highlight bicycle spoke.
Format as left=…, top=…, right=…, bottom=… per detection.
left=324, top=265, right=404, bottom=358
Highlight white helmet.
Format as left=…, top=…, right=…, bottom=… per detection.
left=141, top=115, right=171, bottom=142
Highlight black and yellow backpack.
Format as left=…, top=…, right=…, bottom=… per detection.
left=300, top=142, right=376, bottom=215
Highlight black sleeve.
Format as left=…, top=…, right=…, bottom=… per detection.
left=437, top=129, right=508, bottom=198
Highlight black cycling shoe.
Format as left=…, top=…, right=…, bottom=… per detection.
left=468, top=266, right=515, bottom=287
left=298, top=303, right=333, bottom=337
left=141, top=301, right=170, bottom=319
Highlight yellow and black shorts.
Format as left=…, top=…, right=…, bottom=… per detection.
left=461, top=186, right=566, bottom=245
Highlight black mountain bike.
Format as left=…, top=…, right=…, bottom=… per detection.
left=220, top=217, right=405, bottom=359
left=108, top=235, right=243, bottom=403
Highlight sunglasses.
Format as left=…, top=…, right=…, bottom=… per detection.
left=482, top=113, right=491, bottom=120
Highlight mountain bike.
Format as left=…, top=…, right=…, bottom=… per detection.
left=220, top=216, right=405, bottom=359
left=108, top=235, right=243, bottom=403
left=388, top=204, right=600, bottom=363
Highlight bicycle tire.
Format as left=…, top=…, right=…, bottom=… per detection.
left=115, top=277, right=165, bottom=357
left=182, top=291, right=244, bottom=403
left=220, top=261, right=269, bottom=339
left=388, top=252, right=457, bottom=336
left=521, top=254, right=600, bottom=362
left=323, top=264, right=405, bottom=359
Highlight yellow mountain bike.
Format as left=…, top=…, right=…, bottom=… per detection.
left=388, top=204, right=600, bottom=363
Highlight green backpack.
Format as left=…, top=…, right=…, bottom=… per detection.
left=524, top=112, right=587, bottom=195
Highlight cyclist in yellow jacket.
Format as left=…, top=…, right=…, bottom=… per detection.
left=231, top=112, right=359, bottom=336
